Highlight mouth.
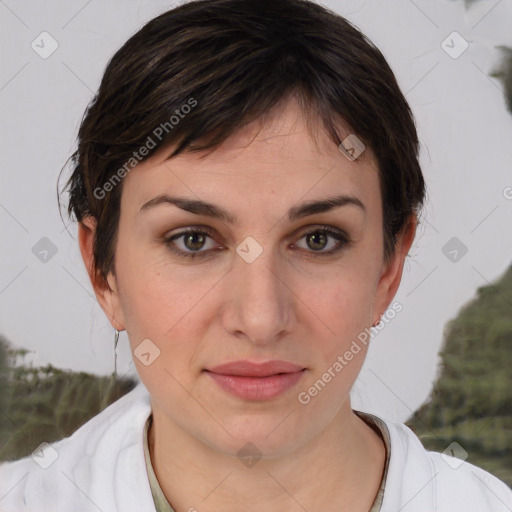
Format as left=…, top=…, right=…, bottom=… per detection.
left=203, top=360, right=306, bottom=400
left=205, top=359, right=305, bottom=377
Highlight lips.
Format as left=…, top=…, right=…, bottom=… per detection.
left=204, top=360, right=306, bottom=400
left=206, top=360, right=304, bottom=377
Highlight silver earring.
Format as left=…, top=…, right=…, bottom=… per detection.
left=114, top=328, right=120, bottom=376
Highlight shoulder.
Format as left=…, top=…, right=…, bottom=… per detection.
left=0, top=382, right=155, bottom=512
left=426, top=448, right=512, bottom=511
left=381, top=416, right=512, bottom=512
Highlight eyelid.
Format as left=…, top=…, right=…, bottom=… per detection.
left=162, top=225, right=219, bottom=244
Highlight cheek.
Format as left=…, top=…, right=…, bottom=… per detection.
left=297, top=268, right=377, bottom=389
left=116, top=251, right=216, bottom=369
left=296, top=280, right=374, bottom=400
left=308, top=269, right=375, bottom=332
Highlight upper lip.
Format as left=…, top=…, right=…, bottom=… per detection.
left=206, top=360, right=305, bottom=377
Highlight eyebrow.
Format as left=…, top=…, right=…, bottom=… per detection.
left=138, top=193, right=366, bottom=224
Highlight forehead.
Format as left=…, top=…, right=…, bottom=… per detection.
left=121, top=97, right=380, bottom=217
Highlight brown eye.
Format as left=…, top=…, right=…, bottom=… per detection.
left=182, top=232, right=207, bottom=251
left=294, top=227, right=350, bottom=255
left=306, top=231, right=329, bottom=251
left=164, top=228, right=219, bottom=259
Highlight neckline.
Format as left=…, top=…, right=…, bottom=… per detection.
left=142, top=410, right=391, bottom=512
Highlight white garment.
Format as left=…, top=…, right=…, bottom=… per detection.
left=1, top=383, right=511, bottom=512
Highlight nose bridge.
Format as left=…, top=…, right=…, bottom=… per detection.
left=224, top=240, right=291, bottom=344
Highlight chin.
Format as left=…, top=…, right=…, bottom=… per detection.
left=198, top=415, right=307, bottom=460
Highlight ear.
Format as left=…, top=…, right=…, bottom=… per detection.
left=371, top=214, right=417, bottom=325
left=78, top=215, right=126, bottom=331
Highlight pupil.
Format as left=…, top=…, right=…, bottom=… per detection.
left=185, top=233, right=205, bottom=251
left=308, top=232, right=327, bottom=251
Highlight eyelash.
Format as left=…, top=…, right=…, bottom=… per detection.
left=163, top=226, right=351, bottom=260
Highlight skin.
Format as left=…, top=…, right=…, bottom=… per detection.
left=79, top=95, right=417, bottom=512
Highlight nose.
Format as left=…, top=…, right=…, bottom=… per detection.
left=221, top=241, right=293, bottom=346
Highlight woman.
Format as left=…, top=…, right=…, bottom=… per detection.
left=1, top=0, right=511, bottom=511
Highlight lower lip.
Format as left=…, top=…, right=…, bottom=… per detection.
left=205, top=369, right=306, bottom=400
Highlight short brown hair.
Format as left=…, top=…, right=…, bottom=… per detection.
left=59, top=0, right=426, bottom=288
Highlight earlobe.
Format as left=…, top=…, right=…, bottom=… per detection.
left=77, top=216, right=126, bottom=331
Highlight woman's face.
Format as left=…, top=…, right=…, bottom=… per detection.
left=84, top=97, right=413, bottom=457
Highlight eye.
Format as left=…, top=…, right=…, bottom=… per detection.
left=293, top=226, right=350, bottom=256
left=164, top=227, right=219, bottom=259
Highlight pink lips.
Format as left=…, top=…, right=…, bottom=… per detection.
left=204, top=360, right=306, bottom=400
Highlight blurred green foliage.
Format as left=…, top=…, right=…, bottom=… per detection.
left=406, top=263, right=512, bottom=487
left=412, top=12, right=512, bottom=485
left=0, top=336, right=137, bottom=461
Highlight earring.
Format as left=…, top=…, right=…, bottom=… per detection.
left=372, top=314, right=383, bottom=328
left=114, top=328, right=120, bottom=376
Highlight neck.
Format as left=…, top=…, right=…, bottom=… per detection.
left=148, top=399, right=386, bottom=512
